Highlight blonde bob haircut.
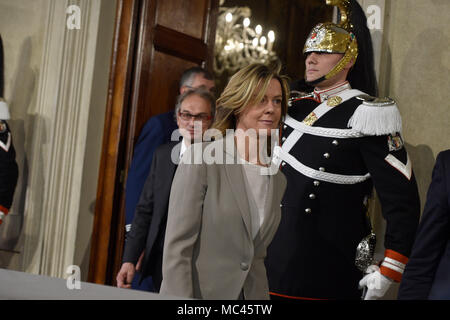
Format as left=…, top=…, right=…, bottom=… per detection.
left=213, top=63, right=290, bottom=135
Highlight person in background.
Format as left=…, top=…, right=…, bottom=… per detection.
left=0, top=100, right=18, bottom=226
left=124, top=67, right=215, bottom=291
left=0, top=34, right=18, bottom=226
left=398, top=150, right=450, bottom=300
left=117, top=88, right=215, bottom=292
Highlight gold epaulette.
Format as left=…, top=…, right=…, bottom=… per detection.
left=356, top=94, right=396, bottom=107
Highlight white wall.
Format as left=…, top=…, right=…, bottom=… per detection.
left=0, top=0, right=117, bottom=282
left=0, top=0, right=49, bottom=271
left=74, top=0, right=116, bottom=282
left=381, top=0, right=450, bottom=199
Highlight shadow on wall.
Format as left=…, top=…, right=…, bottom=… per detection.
left=399, top=27, right=450, bottom=203
left=398, top=27, right=450, bottom=118
left=0, top=36, right=45, bottom=272
left=379, top=7, right=448, bottom=210
left=406, top=143, right=435, bottom=213
left=378, top=27, right=391, bottom=96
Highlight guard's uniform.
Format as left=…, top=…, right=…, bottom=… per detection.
left=0, top=118, right=18, bottom=220
left=1, top=35, right=19, bottom=223
left=266, top=82, right=420, bottom=299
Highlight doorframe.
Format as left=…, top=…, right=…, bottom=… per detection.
left=88, top=0, right=140, bottom=285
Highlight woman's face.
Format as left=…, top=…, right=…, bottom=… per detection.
left=236, top=78, right=282, bottom=136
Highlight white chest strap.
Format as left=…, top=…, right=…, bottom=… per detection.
left=273, top=146, right=371, bottom=184
left=277, top=89, right=371, bottom=184
left=284, top=116, right=364, bottom=139
left=282, top=89, right=364, bottom=154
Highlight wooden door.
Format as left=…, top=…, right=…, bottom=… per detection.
left=88, top=0, right=219, bottom=285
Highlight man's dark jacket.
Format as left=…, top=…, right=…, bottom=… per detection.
left=398, top=150, right=450, bottom=300
left=122, top=141, right=180, bottom=291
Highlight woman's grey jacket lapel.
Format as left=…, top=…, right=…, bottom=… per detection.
left=222, top=134, right=254, bottom=243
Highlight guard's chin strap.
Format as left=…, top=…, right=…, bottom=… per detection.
left=305, top=76, right=326, bottom=87
left=304, top=55, right=345, bottom=87
left=304, top=37, right=358, bottom=88
left=304, top=52, right=350, bottom=87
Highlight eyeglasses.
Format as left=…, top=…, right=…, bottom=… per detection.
left=178, top=111, right=212, bottom=122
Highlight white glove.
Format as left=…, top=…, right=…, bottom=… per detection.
left=359, top=265, right=393, bottom=300
left=0, top=211, right=5, bottom=225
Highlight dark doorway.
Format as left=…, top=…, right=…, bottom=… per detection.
left=217, top=0, right=333, bottom=89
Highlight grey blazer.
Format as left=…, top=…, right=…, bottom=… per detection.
left=160, top=134, right=286, bottom=299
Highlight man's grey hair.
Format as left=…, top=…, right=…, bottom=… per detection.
left=174, top=88, right=216, bottom=121
left=179, top=66, right=214, bottom=89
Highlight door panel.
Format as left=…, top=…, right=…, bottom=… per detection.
left=145, top=52, right=197, bottom=117
left=157, top=0, right=210, bottom=39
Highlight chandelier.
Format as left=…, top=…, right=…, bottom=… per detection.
left=214, top=5, right=278, bottom=77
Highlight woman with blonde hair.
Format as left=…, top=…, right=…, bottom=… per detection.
left=160, top=63, right=289, bottom=299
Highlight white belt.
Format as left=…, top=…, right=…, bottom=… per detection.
left=273, top=146, right=371, bottom=185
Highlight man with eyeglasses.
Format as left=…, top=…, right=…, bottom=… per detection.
left=117, top=87, right=216, bottom=293
left=122, top=67, right=215, bottom=292
left=175, top=91, right=214, bottom=147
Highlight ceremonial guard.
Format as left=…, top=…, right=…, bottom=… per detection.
left=0, top=35, right=19, bottom=225
left=266, top=0, right=420, bottom=300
